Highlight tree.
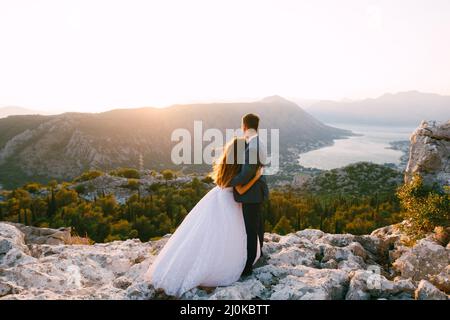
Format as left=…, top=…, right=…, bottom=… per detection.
left=110, top=219, right=138, bottom=240
left=162, top=169, right=175, bottom=182
left=55, top=188, right=78, bottom=207
left=98, top=195, right=118, bottom=216
left=110, top=168, right=140, bottom=179
left=125, top=179, right=140, bottom=191
left=273, top=216, right=294, bottom=235
left=74, top=170, right=103, bottom=182
left=201, top=176, right=214, bottom=184
left=133, top=216, right=154, bottom=241
left=47, top=189, right=57, bottom=218
left=23, top=183, right=42, bottom=194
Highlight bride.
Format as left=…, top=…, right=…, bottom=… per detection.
left=145, top=137, right=262, bottom=297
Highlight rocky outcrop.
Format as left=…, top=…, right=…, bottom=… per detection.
left=69, top=172, right=196, bottom=204
left=1, top=222, right=448, bottom=300
left=415, top=280, right=448, bottom=300
left=405, top=120, right=450, bottom=188
left=393, top=238, right=450, bottom=281
left=5, top=223, right=72, bottom=245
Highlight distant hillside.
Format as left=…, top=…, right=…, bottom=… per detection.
left=0, top=106, right=41, bottom=118
left=305, top=91, right=450, bottom=126
left=301, top=162, right=403, bottom=196
left=0, top=96, right=350, bottom=188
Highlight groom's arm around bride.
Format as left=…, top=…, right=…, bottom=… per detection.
left=229, top=113, right=269, bottom=276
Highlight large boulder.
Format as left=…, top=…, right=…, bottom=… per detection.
left=345, top=270, right=415, bottom=300
left=429, top=265, right=450, bottom=294
left=405, top=120, right=450, bottom=188
left=6, top=223, right=72, bottom=245
left=268, top=267, right=349, bottom=300
left=392, top=238, right=449, bottom=281
left=415, top=280, right=448, bottom=300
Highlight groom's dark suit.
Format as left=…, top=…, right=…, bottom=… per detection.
left=229, top=135, right=269, bottom=274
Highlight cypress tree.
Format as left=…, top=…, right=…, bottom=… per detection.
left=47, top=189, right=57, bottom=218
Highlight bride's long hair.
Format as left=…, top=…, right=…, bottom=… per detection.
left=211, top=137, right=245, bottom=188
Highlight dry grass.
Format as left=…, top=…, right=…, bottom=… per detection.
left=67, top=234, right=94, bottom=245
left=433, top=226, right=450, bottom=246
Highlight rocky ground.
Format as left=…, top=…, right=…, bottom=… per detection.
left=1, top=120, right=448, bottom=300
left=0, top=221, right=448, bottom=300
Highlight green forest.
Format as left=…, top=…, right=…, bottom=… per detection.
left=0, top=167, right=410, bottom=243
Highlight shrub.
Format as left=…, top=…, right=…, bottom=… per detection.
left=161, top=169, right=175, bottom=181
left=110, top=168, right=140, bottom=179
left=124, top=179, right=140, bottom=190
left=23, top=183, right=42, bottom=194
left=201, top=175, right=214, bottom=184
left=74, top=184, right=86, bottom=194
left=397, top=174, right=450, bottom=239
left=74, top=170, right=103, bottom=182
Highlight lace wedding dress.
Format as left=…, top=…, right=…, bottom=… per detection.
left=145, top=186, right=260, bottom=297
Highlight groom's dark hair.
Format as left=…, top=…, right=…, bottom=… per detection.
left=242, top=113, right=259, bottom=130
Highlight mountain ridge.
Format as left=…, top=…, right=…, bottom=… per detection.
left=304, top=91, right=450, bottom=126
left=0, top=97, right=350, bottom=188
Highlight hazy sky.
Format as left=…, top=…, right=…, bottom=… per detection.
left=1, top=0, right=450, bottom=113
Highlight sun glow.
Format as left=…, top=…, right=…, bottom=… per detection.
left=1, top=0, right=449, bottom=113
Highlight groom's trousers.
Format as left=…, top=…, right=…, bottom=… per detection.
left=242, top=203, right=264, bottom=272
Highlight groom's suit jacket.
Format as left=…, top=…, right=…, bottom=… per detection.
left=229, top=135, right=269, bottom=204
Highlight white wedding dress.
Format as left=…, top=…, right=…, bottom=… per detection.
left=145, top=186, right=260, bottom=297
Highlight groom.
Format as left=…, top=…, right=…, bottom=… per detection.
left=229, top=113, right=269, bottom=277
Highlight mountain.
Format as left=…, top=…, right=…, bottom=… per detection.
left=0, top=96, right=350, bottom=188
left=0, top=106, right=41, bottom=118
left=304, top=91, right=450, bottom=126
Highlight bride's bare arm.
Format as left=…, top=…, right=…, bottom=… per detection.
left=235, top=168, right=262, bottom=195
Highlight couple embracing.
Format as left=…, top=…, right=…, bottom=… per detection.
left=145, top=113, right=269, bottom=297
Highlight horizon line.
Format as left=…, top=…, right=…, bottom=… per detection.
left=0, top=89, right=448, bottom=116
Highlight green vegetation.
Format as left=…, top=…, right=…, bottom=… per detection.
left=74, top=170, right=104, bottom=182
left=0, top=158, right=53, bottom=189
left=0, top=115, right=49, bottom=149
left=263, top=189, right=403, bottom=235
left=109, top=168, right=141, bottom=179
left=0, top=177, right=208, bottom=242
left=0, top=166, right=406, bottom=242
left=304, top=162, right=402, bottom=196
left=161, top=169, right=176, bottom=181
left=397, top=174, right=450, bottom=239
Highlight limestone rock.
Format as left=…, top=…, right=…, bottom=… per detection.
left=392, top=239, right=449, bottom=281
left=269, top=267, right=349, bottom=300
left=208, top=279, right=266, bottom=300
left=6, top=223, right=71, bottom=245
left=405, top=120, right=450, bottom=188
left=346, top=270, right=415, bottom=300
left=0, top=222, right=448, bottom=300
left=415, top=280, right=448, bottom=300
left=429, top=265, right=450, bottom=294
